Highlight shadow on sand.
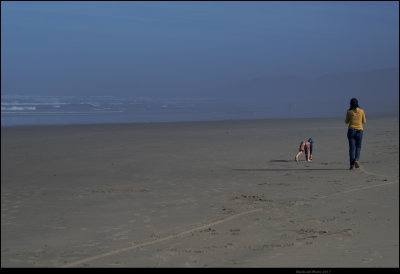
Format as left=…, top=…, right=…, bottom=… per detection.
left=234, top=159, right=348, bottom=171
left=233, top=168, right=347, bottom=171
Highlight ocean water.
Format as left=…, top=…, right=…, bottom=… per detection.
left=1, top=95, right=292, bottom=127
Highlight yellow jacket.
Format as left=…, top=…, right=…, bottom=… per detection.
left=345, top=108, right=366, bottom=130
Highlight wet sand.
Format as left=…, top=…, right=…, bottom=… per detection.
left=1, top=116, right=399, bottom=267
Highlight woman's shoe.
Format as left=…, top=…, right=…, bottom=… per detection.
left=354, top=160, right=360, bottom=168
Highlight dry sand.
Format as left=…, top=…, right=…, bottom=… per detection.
left=1, top=116, right=398, bottom=268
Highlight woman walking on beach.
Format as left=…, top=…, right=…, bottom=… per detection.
left=345, top=98, right=366, bottom=170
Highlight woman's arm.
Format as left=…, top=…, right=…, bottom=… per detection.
left=345, top=111, right=350, bottom=124
left=362, top=110, right=366, bottom=124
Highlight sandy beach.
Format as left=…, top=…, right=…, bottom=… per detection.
left=1, top=116, right=398, bottom=268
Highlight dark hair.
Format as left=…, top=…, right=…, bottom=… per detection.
left=349, top=98, right=359, bottom=111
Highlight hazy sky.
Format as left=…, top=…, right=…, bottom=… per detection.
left=1, top=1, right=399, bottom=97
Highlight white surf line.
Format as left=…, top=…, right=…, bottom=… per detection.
left=62, top=175, right=397, bottom=267
left=62, top=207, right=263, bottom=267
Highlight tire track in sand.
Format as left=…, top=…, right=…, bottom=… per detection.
left=62, top=167, right=397, bottom=267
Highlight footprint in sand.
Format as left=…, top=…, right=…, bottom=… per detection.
left=229, top=228, right=240, bottom=235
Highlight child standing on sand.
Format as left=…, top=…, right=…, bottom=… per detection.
left=295, top=138, right=314, bottom=162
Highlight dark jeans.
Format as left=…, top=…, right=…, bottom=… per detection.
left=347, top=128, right=363, bottom=168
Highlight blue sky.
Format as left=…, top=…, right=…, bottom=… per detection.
left=1, top=1, right=399, bottom=97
